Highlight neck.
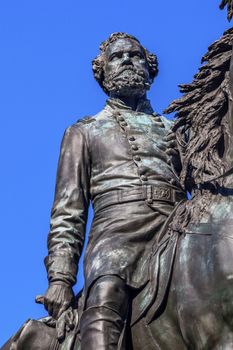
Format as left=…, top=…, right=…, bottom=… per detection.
left=110, top=93, right=147, bottom=110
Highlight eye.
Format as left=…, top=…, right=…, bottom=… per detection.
left=131, top=51, right=144, bottom=59
left=109, top=52, right=122, bottom=61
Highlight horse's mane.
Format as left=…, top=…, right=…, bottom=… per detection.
left=165, top=28, right=233, bottom=191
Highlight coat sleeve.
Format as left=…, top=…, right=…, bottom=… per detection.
left=44, top=123, right=90, bottom=287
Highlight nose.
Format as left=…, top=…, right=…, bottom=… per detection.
left=122, top=53, right=132, bottom=65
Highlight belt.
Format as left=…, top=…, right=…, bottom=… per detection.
left=93, top=185, right=186, bottom=213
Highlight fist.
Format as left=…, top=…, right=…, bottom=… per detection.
left=43, top=283, right=75, bottom=319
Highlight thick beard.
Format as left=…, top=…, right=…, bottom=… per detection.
left=103, top=67, right=151, bottom=97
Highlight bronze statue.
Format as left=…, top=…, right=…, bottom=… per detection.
left=1, top=32, right=185, bottom=350
left=41, top=32, right=185, bottom=349
left=2, top=3, right=233, bottom=350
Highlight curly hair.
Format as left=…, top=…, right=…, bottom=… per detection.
left=92, top=32, right=158, bottom=94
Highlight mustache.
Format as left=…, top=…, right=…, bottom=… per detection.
left=111, top=66, right=146, bottom=79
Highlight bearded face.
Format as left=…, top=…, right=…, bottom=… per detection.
left=102, top=38, right=152, bottom=98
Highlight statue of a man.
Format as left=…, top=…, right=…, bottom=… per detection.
left=43, top=32, right=185, bottom=349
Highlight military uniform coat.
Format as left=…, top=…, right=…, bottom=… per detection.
left=45, top=98, right=185, bottom=295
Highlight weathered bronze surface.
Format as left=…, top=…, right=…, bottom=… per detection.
left=2, top=4, right=233, bottom=350
left=39, top=32, right=185, bottom=349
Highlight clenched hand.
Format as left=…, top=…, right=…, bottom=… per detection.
left=36, top=282, right=75, bottom=320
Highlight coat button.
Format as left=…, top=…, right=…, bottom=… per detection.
left=158, top=122, right=165, bottom=128
left=134, top=156, right=141, bottom=161
left=146, top=199, right=153, bottom=204
left=132, top=145, right=139, bottom=151
left=141, top=175, right=148, bottom=181
left=152, top=114, right=161, bottom=122
left=129, top=136, right=136, bottom=141
left=121, top=122, right=128, bottom=127
left=138, top=167, right=146, bottom=175
left=118, top=116, right=125, bottom=121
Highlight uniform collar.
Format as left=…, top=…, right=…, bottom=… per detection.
left=106, top=97, right=154, bottom=115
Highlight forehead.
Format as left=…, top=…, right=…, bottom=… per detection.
left=105, top=38, right=143, bottom=56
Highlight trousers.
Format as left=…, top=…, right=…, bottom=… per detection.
left=80, top=275, right=129, bottom=350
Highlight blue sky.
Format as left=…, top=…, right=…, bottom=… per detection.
left=0, top=0, right=231, bottom=345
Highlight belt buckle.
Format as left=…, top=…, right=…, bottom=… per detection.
left=153, top=187, right=172, bottom=202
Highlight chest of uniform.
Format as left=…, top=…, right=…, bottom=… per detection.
left=91, top=113, right=167, bottom=165
left=122, top=113, right=167, bottom=147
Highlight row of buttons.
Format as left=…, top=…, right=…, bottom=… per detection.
left=113, top=109, right=179, bottom=189
left=117, top=115, right=128, bottom=128
left=115, top=111, right=149, bottom=182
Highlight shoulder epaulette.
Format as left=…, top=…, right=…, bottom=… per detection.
left=76, top=116, right=96, bottom=125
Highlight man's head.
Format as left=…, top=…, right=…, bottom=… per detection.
left=92, top=32, right=158, bottom=98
